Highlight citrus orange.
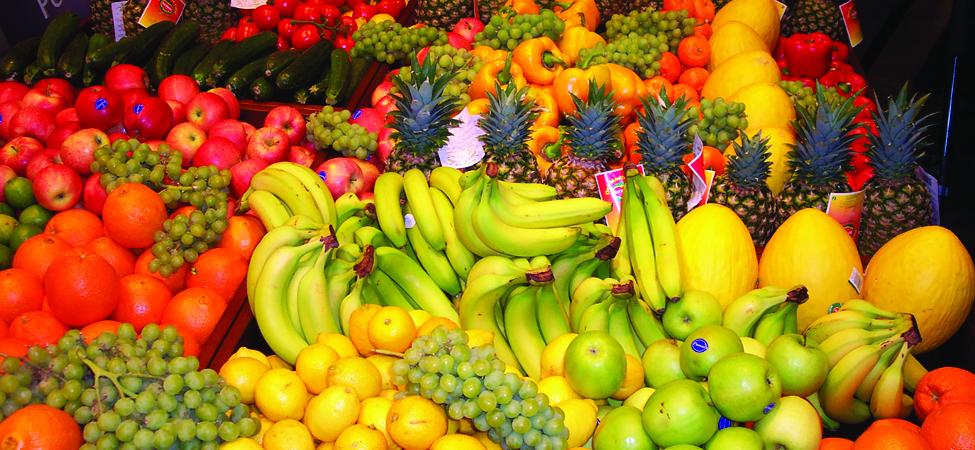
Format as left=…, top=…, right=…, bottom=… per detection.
left=111, top=274, right=173, bottom=333
left=168, top=205, right=197, bottom=220
left=693, top=0, right=715, bottom=22
left=657, top=52, right=682, bottom=84
left=386, top=395, right=448, bottom=450
left=326, top=357, right=383, bottom=401
left=0, top=404, right=84, bottom=450
left=44, top=251, right=121, bottom=327
left=663, top=0, right=695, bottom=13
left=332, top=423, right=388, bottom=450
left=695, top=22, right=713, bottom=39
left=869, top=418, right=922, bottom=433
left=0, top=337, right=30, bottom=362
left=851, top=425, right=933, bottom=450
left=185, top=248, right=248, bottom=301
left=678, top=35, right=711, bottom=68
left=79, top=320, right=123, bottom=344
left=914, top=367, right=975, bottom=421
left=348, top=304, right=382, bottom=356
left=7, top=310, right=69, bottom=347
left=134, top=248, right=189, bottom=295
left=160, top=286, right=227, bottom=344
left=101, top=183, right=167, bottom=249
left=82, top=236, right=137, bottom=279
left=673, top=83, right=700, bottom=103
left=919, top=402, right=975, bottom=450
left=0, top=268, right=44, bottom=323
left=43, top=209, right=104, bottom=248
left=415, top=317, right=459, bottom=338
left=367, top=306, right=416, bottom=354
left=169, top=324, right=201, bottom=358
left=645, top=76, right=675, bottom=103
left=218, top=215, right=267, bottom=261
left=820, top=437, right=854, bottom=450
left=678, top=67, right=710, bottom=93
left=11, top=233, right=74, bottom=282
left=40, top=296, right=51, bottom=314
left=0, top=319, right=6, bottom=339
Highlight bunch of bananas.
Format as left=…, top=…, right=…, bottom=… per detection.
left=722, top=285, right=810, bottom=346
left=237, top=162, right=338, bottom=232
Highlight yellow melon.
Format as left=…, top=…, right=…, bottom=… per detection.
left=728, top=82, right=796, bottom=132
left=862, top=226, right=975, bottom=354
left=759, top=209, right=863, bottom=330
left=707, top=21, right=769, bottom=72
left=677, top=204, right=758, bottom=309
left=711, top=0, right=782, bottom=50
left=727, top=127, right=796, bottom=196
left=701, top=51, right=780, bottom=101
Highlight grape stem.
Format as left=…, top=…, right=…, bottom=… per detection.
left=0, top=352, right=68, bottom=383
left=74, top=348, right=153, bottom=400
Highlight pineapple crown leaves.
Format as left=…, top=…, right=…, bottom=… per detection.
left=865, top=83, right=936, bottom=180
left=387, top=54, right=462, bottom=155
left=787, top=83, right=864, bottom=184
left=726, top=132, right=774, bottom=189
left=563, top=81, right=623, bottom=161
left=477, top=81, right=538, bottom=157
left=633, top=90, right=695, bottom=170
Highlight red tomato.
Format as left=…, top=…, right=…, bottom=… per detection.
left=220, top=27, right=237, bottom=41
left=276, top=35, right=291, bottom=50
left=236, top=23, right=259, bottom=42
left=346, top=0, right=363, bottom=9
left=852, top=152, right=871, bottom=173
left=353, top=2, right=377, bottom=20
left=376, top=0, right=402, bottom=17
left=277, top=18, right=298, bottom=39
left=338, top=15, right=358, bottom=34
left=320, top=4, right=341, bottom=24
left=273, top=0, right=299, bottom=17
left=294, top=3, right=322, bottom=23
left=291, top=24, right=322, bottom=50
left=252, top=5, right=281, bottom=31
left=334, top=36, right=355, bottom=52
left=238, top=17, right=253, bottom=27
left=322, top=0, right=344, bottom=6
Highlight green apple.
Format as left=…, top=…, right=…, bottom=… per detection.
left=764, top=334, right=829, bottom=397
left=642, top=379, right=719, bottom=447
left=707, top=353, right=782, bottom=422
left=741, top=337, right=767, bottom=358
left=679, top=325, right=743, bottom=381
left=753, top=396, right=823, bottom=450
left=593, top=405, right=658, bottom=450
left=704, top=427, right=764, bottom=450
left=662, top=446, right=703, bottom=450
left=643, top=339, right=688, bottom=388
left=563, top=330, right=627, bottom=399
left=662, top=290, right=723, bottom=341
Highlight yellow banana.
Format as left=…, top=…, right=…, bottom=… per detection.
left=368, top=268, right=418, bottom=310
left=623, top=175, right=666, bottom=314
left=338, top=278, right=367, bottom=335
left=570, top=277, right=614, bottom=332
left=854, top=341, right=905, bottom=403
left=286, top=250, right=317, bottom=340
left=753, top=302, right=798, bottom=346
left=453, top=168, right=503, bottom=257
left=458, top=256, right=532, bottom=371
left=723, top=285, right=809, bottom=338
left=611, top=207, right=632, bottom=279
left=838, top=299, right=903, bottom=320
left=579, top=299, right=613, bottom=333
left=804, top=310, right=905, bottom=344
left=503, top=285, right=546, bottom=381
left=534, top=281, right=571, bottom=344
left=249, top=168, right=324, bottom=224
left=374, top=171, right=408, bottom=248
left=335, top=192, right=367, bottom=225
left=498, top=179, right=559, bottom=201
left=904, top=354, right=928, bottom=393
left=264, top=163, right=337, bottom=229
left=634, top=175, right=684, bottom=301
left=428, top=166, right=463, bottom=205
left=819, top=325, right=908, bottom=369
left=429, top=187, right=477, bottom=280
left=403, top=204, right=462, bottom=296
left=335, top=214, right=374, bottom=246
left=819, top=335, right=905, bottom=424
left=628, top=297, right=670, bottom=348
left=490, top=181, right=613, bottom=229
left=403, top=168, right=446, bottom=251
left=806, top=391, right=841, bottom=432
left=297, top=236, right=342, bottom=341
left=609, top=299, right=642, bottom=359
left=246, top=224, right=320, bottom=307
left=335, top=242, right=362, bottom=262
left=354, top=225, right=392, bottom=249
left=374, top=246, right=459, bottom=322
left=246, top=189, right=293, bottom=231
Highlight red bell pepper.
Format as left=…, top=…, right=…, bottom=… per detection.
left=832, top=41, right=850, bottom=62
left=818, top=69, right=845, bottom=89
left=846, top=73, right=868, bottom=95
left=377, top=0, right=402, bottom=17
left=852, top=95, right=877, bottom=122
left=784, top=32, right=833, bottom=79
left=772, top=36, right=789, bottom=61
left=353, top=2, right=377, bottom=20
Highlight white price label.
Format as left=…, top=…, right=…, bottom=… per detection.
left=112, top=1, right=127, bottom=41
left=848, top=267, right=864, bottom=294
left=438, top=107, right=485, bottom=169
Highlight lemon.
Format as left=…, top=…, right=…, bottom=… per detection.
left=357, top=397, right=394, bottom=448
left=267, top=355, right=294, bottom=370
left=263, top=419, right=315, bottom=450
left=407, top=309, right=432, bottom=328
left=431, top=434, right=487, bottom=450
left=611, top=354, right=646, bottom=400
left=333, top=423, right=388, bottom=450
left=304, top=385, right=360, bottom=443
left=326, top=357, right=382, bottom=401
left=378, top=389, right=399, bottom=400
left=473, top=432, right=504, bottom=450
left=622, top=387, right=656, bottom=410
left=539, top=333, right=577, bottom=378
left=4, top=177, right=35, bottom=210
left=295, top=343, right=342, bottom=395
left=536, top=376, right=581, bottom=406
left=218, top=437, right=263, bottom=450
left=252, top=415, right=275, bottom=445
left=254, top=369, right=308, bottom=421
left=369, top=13, right=396, bottom=23
left=464, top=329, right=495, bottom=348
left=741, top=336, right=767, bottom=358
left=219, top=357, right=270, bottom=404
left=317, top=333, right=359, bottom=359
left=559, top=399, right=598, bottom=448
left=228, top=347, right=271, bottom=368
left=387, top=395, right=447, bottom=450
left=366, top=354, right=399, bottom=391
left=316, top=442, right=333, bottom=450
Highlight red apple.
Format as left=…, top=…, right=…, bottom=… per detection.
left=166, top=100, right=186, bottom=125
left=0, top=164, right=16, bottom=202
left=245, top=127, right=289, bottom=164
left=315, top=157, right=365, bottom=198
left=75, top=85, right=125, bottom=131
left=32, top=163, right=83, bottom=211
left=123, top=98, right=173, bottom=141
left=207, top=87, right=240, bottom=120
left=208, top=119, right=247, bottom=150
left=377, top=138, right=394, bottom=168
left=350, top=157, right=379, bottom=193
left=83, top=173, right=109, bottom=215
left=21, top=86, right=71, bottom=116
left=289, top=145, right=316, bottom=167
left=445, top=32, right=471, bottom=50
left=105, top=64, right=149, bottom=93
left=45, top=121, right=83, bottom=151
left=265, top=105, right=306, bottom=146
left=108, top=132, right=130, bottom=143
left=453, top=17, right=484, bottom=42
left=33, top=78, right=76, bottom=104
left=55, top=108, right=79, bottom=125
left=60, top=128, right=110, bottom=176
left=0, top=81, right=30, bottom=104
left=358, top=191, right=374, bottom=201
left=165, top=122, right=208, bottom=166
left=374, top=94, right=397, bottom=116
left=229, top=158, right=269, bottom=198
left=9, top=107, right=56, bottom=142
left=242, top=121, right=257, bottom=139
left=0, top=137, right=44, bottom=176
left=185, top=92, right=230, bottom=132
left=0, top=100, right=22, bottom=141
left=120, top=88, right=150, bottom=109
left=158, top=74, right=200, bottom=105
left=193, top=137, right=242, bottom=170
left=371, top=81, right=393, bottom=107
left=25, top=148, right=64, bottom=181
left=350, top=107, right=384, bottom=135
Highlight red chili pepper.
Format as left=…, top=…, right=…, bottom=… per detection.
left=772, top=36, right=789, bottom=61
left=832, top=41, right=850, bottom=62
left=334, top=36, right=356, bottom=51
left=784, top=32, right=833, bottom=79
left=777, top=58, right=789, bottom=71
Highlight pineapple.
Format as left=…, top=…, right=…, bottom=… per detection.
left=634, top=92, right=695, bottom=220
left=476, top=0, right=504, bottom=25
left=543, top=82, right=621, bottom=199
left=89, top=0, right=115, bottom=37
left=780, top=0, right=845, bottom=42
left=386, top=56, right=462, bottom=177
left=478, top=82, right=541, bottom=183
left=777, top=87, right=862, bottom=222
left=856, top=86, right=934, bottom=256
left=416, top=0, right=475, bottom=31
left=711, top=132, right=780, bottom=248
left=183, top=0, right=239, bottom=44
left=121, top=0, right=150, bottom=38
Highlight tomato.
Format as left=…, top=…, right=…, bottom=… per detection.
left=276, top=35, right=291, bottom=50
left=338, top=15, right=358, bottom=34
left=238, top=17, right=253, bottom=28
left=220, top=27, right=237, bottom=41
left=236, top=22, right=259, bottom=42
left=346, top=0, right=363, bottom=9
left=320, top=4, right=341, bottom=25
left=322, top=0, right=344, bottom=6
left=252, top=5, right=281, bottom=31
left=376, top=0, right=402, bottom=17
left=353, top=2, right=377, bottom=20
left=273, top=0, right=299, bottom=18
left=294, top=3, right=322, bottom=23
left=291, top=24, right=322, bottom=50
left=852, top=152, right=871, bottom=173
left=277, top=18, right=298, bottom=39
left=334, top=36, right=355, bottom=52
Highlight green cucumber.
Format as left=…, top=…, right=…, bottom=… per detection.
left=225, top=56, right=271, bottom=96
left=325, top=48, right=352, bottom=106
left=22, top=61, right=42, bottom=86
left=250, top=77, right=279, bottom=102
left=37, top=12, right=81, bottom=75
left=275, top=38, right=334, bottom=91
left=191, top=39, right=235, bottom=86
left=349, top=57, right=370, bottom=89
left=208, top=31, right=277, bottom=86
left=263, top=49, right=302, bottom=78
left=151, top=21, right=201, bottom=86
left=56, top=32, right=89, bottom=80
left=306, top=68, right=333, bottom=103
left=292, top=87, right=312, bottom=105
left=0, top=37, right=41, bottom=81
left=87, top=35, right=136, bottom=72
left=172, top=43, right=213, bottom=76
left=117, top=21, right=176, bottom=67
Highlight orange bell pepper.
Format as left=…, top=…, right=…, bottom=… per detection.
left=466, top=98, right=490, bottom=115
left=504, top=0, right=539, bottom=15
left=553, top=0, right=599, bottom=32
left=526, top=85, right=560, bottom=128
left=528, top=125, right=561, bottom=173
left=557, top=26, right=605, bottom=67
left=552, top=65, right=612, bottom=116
left=512, top=37, right=567, bottom=86
left=472, top=46, right=509, bottom=63
left=605, top=63, right=641, bottom=119
left=468, top=54, right=528, bottom=101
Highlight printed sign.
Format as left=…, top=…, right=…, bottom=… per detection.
left=686, top=134, right=708, bottom=210
left=137, top=0, right=185, bottom=28
left=772, top=0, right=787, bottom=19
left=825, top=190, right=865, bottom=241
left=839, top=1, right=864, bottom=46
left=596, top=165, right=645, bottom=234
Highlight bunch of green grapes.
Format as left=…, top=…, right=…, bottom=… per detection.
left=351, top=20, right=449, bottom=65
left=390, top=45, right=484, bottom=105
left=778, top=80, right=843, bottom=119
left=604, top=8, right=698, bottom=48
left=577, top=33, right=668, bottom=78
left=686, top=97, right=748, bottom=150
left=0, top=323, right=259, bottom=450
left=472, top=9, right=566, bottom=50
left=307, top=106, right=379, bottom=160
left=90, top=140, right=184, bottom=194
left=390, top=326, right=569, bottom=450
left=150, top=165, right=232, bottom=277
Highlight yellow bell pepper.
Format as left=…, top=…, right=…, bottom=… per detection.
left=552, top=65, right=612, bottom=116
left=468, top=54, right=528, bottom=101
left=526, top=85, right=559, bottom=128
left=466, top=98, right=490, bottom=116
left=553, top=0, right=599, bottom=32
left=472, top=46, right=508, bottom=63
left=512, top=37, right=567, bottom=86
left=557, top=26, right=605, bottom=67
left=605, top=63, right=642, bottom=119
left=528, top=125, right=562, bottom=174
left=504, top=0, right=539, bottom=15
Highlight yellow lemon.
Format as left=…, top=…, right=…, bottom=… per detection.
left=622, top=387, right=656, bottom=410
left=464, top=329, right=495, bottom=348
left=387, top=395, right=448, bottom=450
left=366, top=354, right=400, bottom=391
left=219, top=357, right=270, bottom=404
left=358, top=397, right=395, bottom=449
left=368, top=306, right=417, bottom=353
left=378, top=389, right=400, bottom=400
left=295, top=343, right=342, bottom=395
left=539, top=333, right=577, bottom=378
left=333, top=423, right=388, bottom=450
left=611, top=354, right=646, bottom=400
left=559, top=399, right=598, bottom=448
left=326, top=357, right=383, bottom=401
left=251, top=414, right=274, bottom=445
left=304, top=385, right=361, bottom=443
left=267, top=355, right=294, bottom=370
left=430, top=434, right=487, bottom=450
left=317, top=333, right=359, bottom=359
left=473, top=432, right=504, bottom=450
left=369, top=13, right=396, bottom=23
left=741, top=336, right=767, bottom=358
left=407, top=309, right=432, bottom=328
left=536, top=376, right=581, bottom=406
left=254, top=369, right=308, bottom=422
left=218, top=437, right=263, bottom=450
left=262, top=419, right=315, bottom=450
left=228, top=347, right=271, bottom=368
left=316, top=442, right=334, bottom=450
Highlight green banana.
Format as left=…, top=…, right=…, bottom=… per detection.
left=503, top=285, right=546, bottom=381
left=335, top=215, right=374, bottom=246
left=403, top=168, right=446, bottom=251
left=579, top=299, right=613, bottom=333
left=403, top=203, right=462, bottom=296
left=634, top=175, right=684, bottom=301
left=723, top=285, right=809, bottom=338
left=429, top=187, right=477, bottom=280
left=608, top=299, right=642, bottom=359
left=297, top=236, right=341, bottom=341
left=374, top=246, right=459, bottom=322
left=628, top=297, right=670, bottom=348
left=246, top=224, right=320, bottom=307
left=354, top=226, right=393, bottom=249
left=570, top=277, right=614, bottom=333
left=534, top=281, right=571, bottom=344
left=374, top=172, right=408, bottom=248
left=457, top=256, right=532, bottom=371
left=498, top=180, right=558, bottom=201
left=610, top=207, right=632, bottom=279
left=623, top=175, right=666, bottom=314
left=368, top=268, right=418, bottom=310
left=339, top=278, right=368, bottom=334
left=753, top=302, right=798, bottom=346
left=806, top=391, right=841, bottom=432
left=286, top=251, right=317, bottom=339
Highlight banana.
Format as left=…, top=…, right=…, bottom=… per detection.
left=325, top=265, right=357, bottom=323
left=490, top=181, right=613, bottom=229
left=264, top=162, right=337, bottom=229
left=368, top=268, right=418, bottom=310
left=338, top=278, right=367, bottom=334
left=458, top=256, right=532, bottom=371
left=466, top=254, right=530, bottom=283
left=870, top=330, right=922, bottom=419
left=551, top=234, right=619, bottom=317
left=335, top=193, right=368, bottom=225
left=354, top=226, right=393, bottom=249
left=429, top=187, right=477, bottom=280
left=565, top=257, right=613, bottom=309
left=282, top=214, right=327, bottom=232
left=570, top=277, right=614, bottom=332
left=628, top=297, right=670, bottom=348
left=819, top=335, right=905, bottom=424
left=297, top=236, right=342, bottom=341
left=534, top=281, right=571, bottom=344
left=454, top=167, right=503, bottom=257
left=335, top=243, right=362, bottom=262
left=335, top=214, right=374, bottom=246
left=579, top=299, right=613, bottom=333
left=806, top=391, right=841, bottom=432
left=374, top=171, right=408, bottom=248
left=904, top=354, right=928, bottom=393
left=403, top=203, right=462, bottom=296
left=428, top=166, right=464, bottom=205
left=403, top=168, right=446, bottom=251
left=804, top=310, right=905, bottom=344
left=608, top=299, right=642, bottom=358
left=623, top=175, right=666, bottom=314
left=250, top=168, right=325, bottom=224
left=633, top=174, right=684, bottom=301
left=503, top=285, right=547, bottom=381
left=723, top=285, right=809, bottom=338
left=374, top=246, right=460, bottom=323
left=286, top=251, right=318, bottom=340
left=610, top=207, right=632, bottom=279
left=838, top=299, right=903, bottom=320
left=820, top=325, right=908, bottom=369
left=753, top=302, right=798, bottom=346
left=247, top=189, right=294, bottom=231
left=459, top=167, right=482, bottom=190
left=246, top=224, right=321, bottom=307
left=854, top=341, right=905, bottom=403
left=498, top=180, right=559, bottom=201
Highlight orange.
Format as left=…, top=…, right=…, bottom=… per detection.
left=11, top=233, right=74, bottom=282
left=218, top=215, right=267, bottom=261
left=111, top=274, right=173, bottom=333
left=851, top=425, right=933, bottom=450
left=694, top=22, right=713, bottom=39
left=0, top=319, right=6, bottom=339
left=657, top=52, right=682, bottom=84
left=678, top=35, right=711, bottom=68
left=820, top=437, right=854, bottom=450
left=134, top=248, right=189, bottom=295
left=45, top=252, right=120, bottom=327
left=0, top=404, right=84, bottom=450
left=914, top=367, right=975, bottom=421
left=101, top=183, right=167, bottom=249
left=673, top=83, right=700, bottom=103
left=348, top=304, right=382, bottom=357
left=0, top=338, right=30, bottom=367
left=79, top=320, right=123, bottom=344
left=7, top=310, right=69, bottom=347
left=82, top=236, right=137, bottom=279
left=43, top=209, right=104, bottom=248
left=168, top=205, right=197, bottom=220
left=415, top=317, right=459, bottom=339
left=160, top=286, right=227, bottom=343
left=645, top=76, right=675, bottom=104
left=185, top=248, right=248, bottom=301
left=663, top=0, right=695, bottom=14
left=693, top=0, right=715, bottom=23
left=0, top=268, right=44, bottom=323
left=869, top=418, right=922, bottom=433
left=678, top=67, right=710, bottom=93
left=367, top=306, right=416, bottom=354
left=919, top=402, right=975, bottom=450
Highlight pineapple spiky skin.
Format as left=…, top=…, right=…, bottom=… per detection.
left=543, top=154, right=610, bottom=199
left=710, top=132, right=780, bottom=248
left=781, top=0, right=845, bottom=42
left=417, top=0, right=475, bottom=30
left=634, top=92, right=695, bottom=220
left=183, top=0, right=239, bottom=44
left=90, top=0, right=115, bottom=37
left=478, top=83, right=541, bottom=183
left=122, top=0, right=150, bottom=37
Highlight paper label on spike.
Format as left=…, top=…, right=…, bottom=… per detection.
left=231, top=0, right=265, bottom=8
left=848, top=267, right=863, bottom=294
left=686, top=134, right=708, bottom=211
left=137, top=0, right=185, bottom=28
left=112, top=2, right=127, bottom=41
left=917, top=166, right=941, bottom=226
left=699, top=170, right=716, bottom=206
left=840, top=1, right=864, bottom=46
left=403, top=214, right=416, bottom=229
left=438, top=107, right=485, bottom=169
left=773, top=0, right=787, bottom=19
left=596, top=165, right=645, bottom=233
left=825, top=190, right=865, bottom=241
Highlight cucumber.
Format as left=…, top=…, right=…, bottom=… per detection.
left=56, top=32, right=89, bottom=80
left=22, top=61, right=42, bottom=86
left=276, top=38, right=334, bottom=91
left=263, top=49, right=302, bottom=78
left=172, top=43, right=213, bottom=76
left=349, top=57, right=370, bottom=88
left=37, top=12, right=81, bottom=75
left=151, top=21, right=201, bottom=86
left=118, top=21, right=176, bottom=67
left=225, top=56, right=270, bottom=96
left=292, top=87, right=312, bottom=105
left=86, top=35, right=136, bottom=72
left=0, top=37, right=41, bottom=81
left=306, top=68, right=333, bottom=102
left=191, top=39, right=235, bottom=87
left=208, top=31, right=277, bottom=86
left=325, top=48, right=352, bottom=106
left=250, top=77, right=279, bottom=102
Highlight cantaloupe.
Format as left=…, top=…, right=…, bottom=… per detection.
left=701, top=51, right=780, bottom=101
left=728, top=82, right=796, bottom=132
left=707, top=21, right=769, bottom=72
left=726, top=127, right=796, bottom=196
left=677, top=204, right=759, bottom=309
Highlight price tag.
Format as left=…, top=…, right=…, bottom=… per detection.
left=686, top=134, right=708, bottom=211
left=596, top=165, right=645, bottom=233
left=699, top=169, right=716, bottom=206
left=137, top=0, right=185, bottom=28
left=403, top=214, right=416, bottom=229
left=438, top=107, right=486, bottom=169
left=917, top=166, right=941, bottom=226
left=825, top=190, right=865, bottom=241
left=839, top=0, right=864, bottom=46
left=231, top=0, right=266, bottom=8
left=772, top=0, right=787, bottom=19
left=848, top=267, right=864, bottom=294
left=112, top=1, right=127, bottom=41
